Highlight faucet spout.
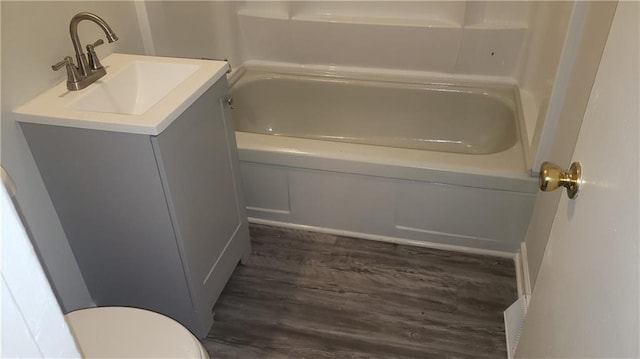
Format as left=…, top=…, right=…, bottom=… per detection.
left=69, top=12, right=118, bottom=76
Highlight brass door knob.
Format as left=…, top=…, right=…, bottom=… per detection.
left=539, top=161, right=582, bottom=199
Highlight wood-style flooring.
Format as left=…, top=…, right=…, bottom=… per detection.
left=204, top=224, right=517, bottom=358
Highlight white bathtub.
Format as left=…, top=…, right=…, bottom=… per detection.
left=230, top=66, right=536, bottom=255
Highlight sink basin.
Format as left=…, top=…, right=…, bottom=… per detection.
left=13, top=54, right=229, bottom=135
left=70, top=61, right=199, bottom=115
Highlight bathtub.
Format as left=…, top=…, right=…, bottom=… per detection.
left=229, top=66, right=537, bottom=255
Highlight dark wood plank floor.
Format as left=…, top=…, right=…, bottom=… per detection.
left=204, top=224, right=517, bottom=358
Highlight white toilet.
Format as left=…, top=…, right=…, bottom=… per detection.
left=66, top=306, right=209, bottom=358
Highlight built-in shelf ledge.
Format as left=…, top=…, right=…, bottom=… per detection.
left=465, top=21, right=528, bottom=30
left=237, top=10, right=528, bottom=31
left=237, top=8, right=289, bottom=20
left=291, top=14, right=461, bottom=28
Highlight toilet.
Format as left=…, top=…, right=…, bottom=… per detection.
left=66, top=306, right=209, bottom=358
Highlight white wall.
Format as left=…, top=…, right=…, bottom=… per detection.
left=1, top=1, right=145, bottom=312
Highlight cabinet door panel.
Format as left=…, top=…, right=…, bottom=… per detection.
left=153, top=80, right=242, bottom=314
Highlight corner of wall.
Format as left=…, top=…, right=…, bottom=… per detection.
left=134, top=1, right=156, bottom=55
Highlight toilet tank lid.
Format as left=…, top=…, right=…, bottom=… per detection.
left=66, top=306, right=208, bottom=358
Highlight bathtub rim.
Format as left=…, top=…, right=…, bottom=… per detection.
left=236, top=131, right=537, bottom=194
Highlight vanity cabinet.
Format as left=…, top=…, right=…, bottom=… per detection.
left=21, top=77, right=250, bottom=338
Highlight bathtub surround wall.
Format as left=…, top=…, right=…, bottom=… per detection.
left=1, top=1, right=145, bottom=312
left=515, top=1, right=574, bottom=162
left=142, top=1, right=530, bottom=78
left=235, top=1, right=528, bottom=77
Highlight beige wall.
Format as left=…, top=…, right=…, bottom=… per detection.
left=1, top=1, right=144, bottom=312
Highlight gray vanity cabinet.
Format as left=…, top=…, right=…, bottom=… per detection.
left=21, top=77, right=251, bottom=339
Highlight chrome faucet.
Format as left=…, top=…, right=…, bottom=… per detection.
left=52, top=12, right=118, bottom=91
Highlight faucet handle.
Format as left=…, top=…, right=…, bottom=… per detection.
left=88, top=39, right=104, bottom=48
left=52, top=56, right=74, bottom=71
left=52, top=56, right=82, bottom=90
left=86, top=39, right=105, bottom=71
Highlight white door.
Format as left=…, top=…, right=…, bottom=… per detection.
left=515, top=2, right=639, bottom=357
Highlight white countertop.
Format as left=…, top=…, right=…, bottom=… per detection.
left=13, top=53, right=229, bottom=135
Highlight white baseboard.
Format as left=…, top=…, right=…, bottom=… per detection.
left=507, top=242, right=532, bottom=359
left=515, top=241, right=532, bottom=298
